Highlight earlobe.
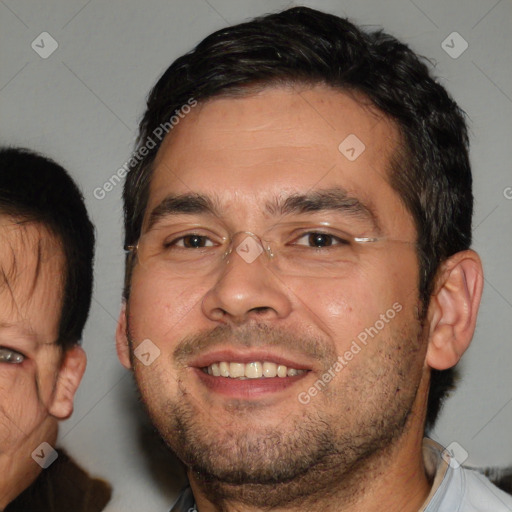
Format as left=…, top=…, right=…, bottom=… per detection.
left=426, top=250, right=484, bottom=370
left=49, top=345, right=87, bottom=420
left=116, top=302, right=132, bottom=369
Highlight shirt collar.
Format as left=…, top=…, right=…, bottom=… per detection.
left=418, top=438, right=450, bottom=511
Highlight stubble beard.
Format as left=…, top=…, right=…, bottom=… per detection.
left=131, top=318, right=425, bottom=508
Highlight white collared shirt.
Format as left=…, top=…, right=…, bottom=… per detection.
left=421, top=438, right=512, bottom=511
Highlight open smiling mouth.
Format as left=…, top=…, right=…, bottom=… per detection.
left=192, top=352, right=313, bottom=397
left=201, top=361, right=308, bottom=379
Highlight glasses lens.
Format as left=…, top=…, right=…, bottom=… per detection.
left=133, top=222, right=390, bottom=278
left=261, top=224, right=368, bottom=278
left=135, top=225, right=225, bottom=277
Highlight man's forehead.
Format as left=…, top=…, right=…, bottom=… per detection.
left=178, top=84, right=387, bottom=131
left=144, top=86, right=409, bottom=236
left=152, top=86, right=398, bottom=182
left=155, top=85, right=397, bottom=163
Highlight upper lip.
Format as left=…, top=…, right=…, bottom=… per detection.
left=188, top=348, right=314, bottom=371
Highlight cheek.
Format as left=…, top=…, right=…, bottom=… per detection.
left=129, top=269, right=208, bottom=341
left=0, top=370, right=49, bottom=445
left=305, top=286, right=354, bottom=328
left=291, top=256, right=418, bottom=347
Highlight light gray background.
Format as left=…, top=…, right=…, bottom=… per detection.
left=1, top=0, right=511, bottom=510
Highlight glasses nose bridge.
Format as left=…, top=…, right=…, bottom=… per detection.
left=224, top=230, right=274, bottom=263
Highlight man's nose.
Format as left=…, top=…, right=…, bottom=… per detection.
left=201, top=237, right=292, bottom=325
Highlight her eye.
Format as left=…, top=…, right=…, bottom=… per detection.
left=168, top=234, right=215, bottom=249
left=295, top=232, right=350, bottom=248
left=0, top=347, right=25, bottom=364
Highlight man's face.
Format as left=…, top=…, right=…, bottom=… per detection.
left=120, top=86, right=428, bottom=492
left=0, top=219, right=64, bottom=453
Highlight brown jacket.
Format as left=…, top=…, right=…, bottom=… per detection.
left=5, top=449, right=111, bottom=512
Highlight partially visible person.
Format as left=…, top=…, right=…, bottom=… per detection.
left=0, top=147, right=111, bottom=511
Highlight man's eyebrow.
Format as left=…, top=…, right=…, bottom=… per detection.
left=147, top=188, right=380, bottom=232
left=147, top=194, right=221, bottom=231
left=266, top=188, right=381, bottom=231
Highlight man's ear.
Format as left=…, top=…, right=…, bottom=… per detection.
left=49, top=345, right=87, bottom=420
left=116, top=302, right=132, bottom=369
left=426, top=250, right=484, bottom=370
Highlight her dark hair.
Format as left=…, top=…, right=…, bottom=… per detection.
left=123, top=6, right=472, bottom=430
left=0, top=147, right=95, bottom=350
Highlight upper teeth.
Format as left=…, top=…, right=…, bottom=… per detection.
left=204, top=361, right=306, bottom=379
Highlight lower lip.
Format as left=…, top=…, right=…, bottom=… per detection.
left=194, top=368, right=310, bottom=398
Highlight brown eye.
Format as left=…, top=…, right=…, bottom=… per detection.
left=295, top=232, right=350, bottom=248
left=166, top=234, right=215, bottom=249
left=183, top=235, right=209, bottom=248
left=309, top=233, right=333, bottom=247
